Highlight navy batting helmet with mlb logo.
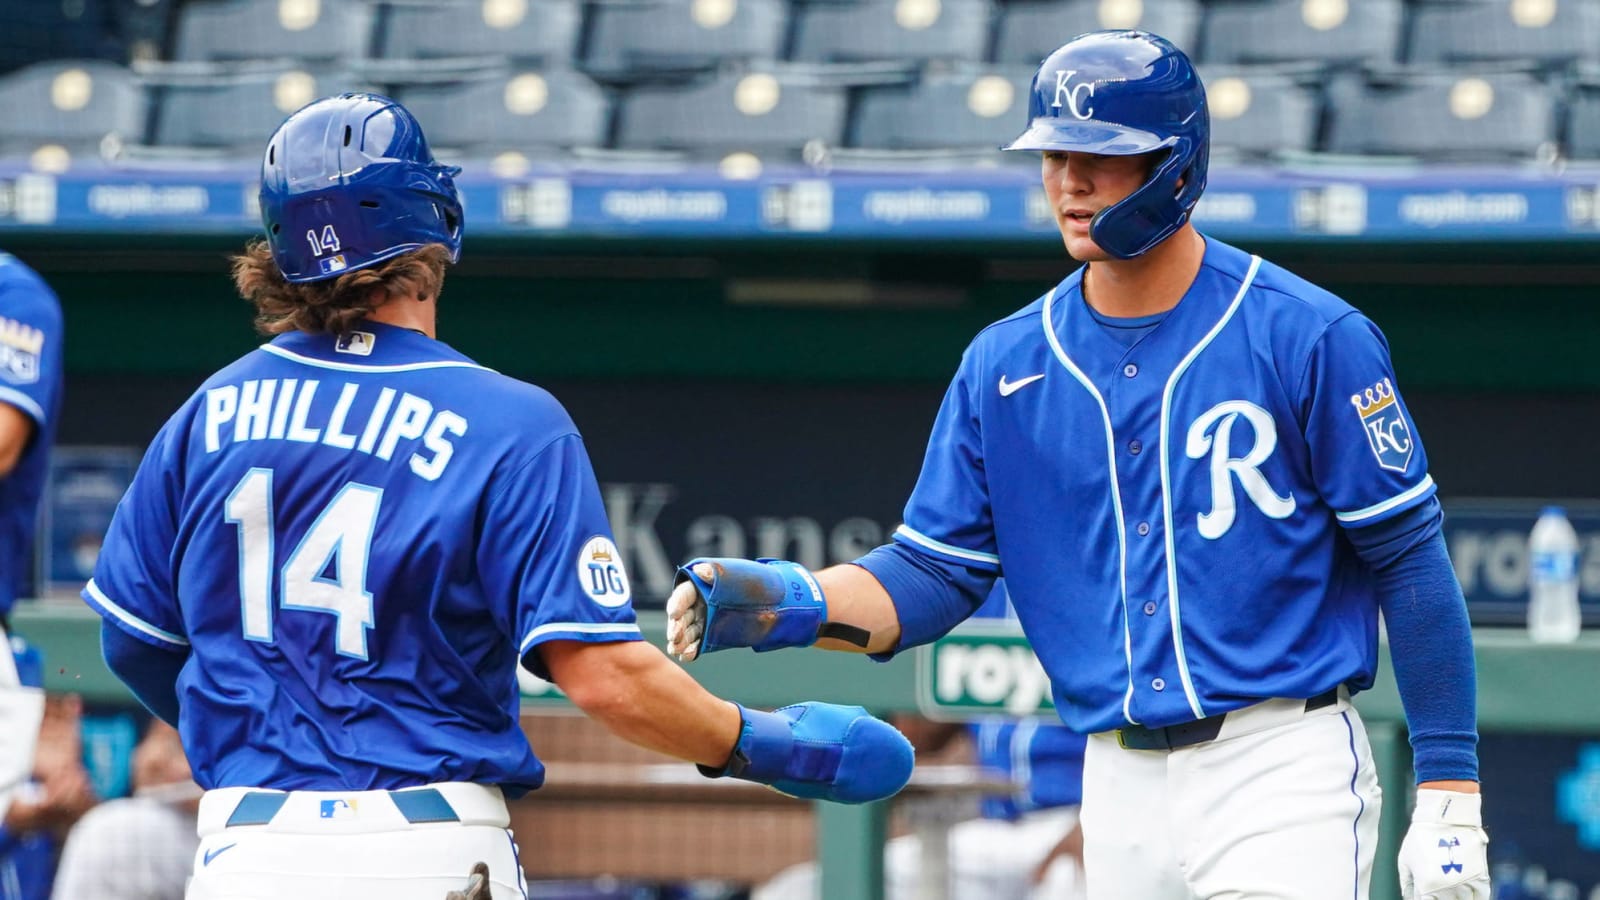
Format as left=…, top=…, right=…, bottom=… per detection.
left=259, top=93, right=464, bottom=283
left=1004, top=30, right=1208, bottom=259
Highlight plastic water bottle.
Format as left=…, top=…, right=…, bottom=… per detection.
left=1528, top=506, right=1583, bottom=644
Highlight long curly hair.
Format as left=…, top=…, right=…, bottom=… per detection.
left=231, top=242, right=452, bottom=336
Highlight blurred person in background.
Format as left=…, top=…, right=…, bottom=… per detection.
left=758, top=583, right=1085, bottom=900
left=0, top=252, right=65, bottom=836
left=1, top=690, right=97, bottom=900
left=50, top=719, right=199, bottom=900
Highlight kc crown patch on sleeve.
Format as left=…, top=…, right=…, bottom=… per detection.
left=1350, top=377, right=1414, bottom=473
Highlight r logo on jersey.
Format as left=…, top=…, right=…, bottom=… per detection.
left=1350, top=378, right=1413, bottom=473
left=1186, top=400, right=1296, bottom=539
left=577, top=536, right=631, bottom=608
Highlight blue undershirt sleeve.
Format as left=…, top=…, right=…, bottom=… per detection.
left=1346, top=497, right=1479, bottom=783
left=100, top=620, right=185, bottom=728
left=854, top=541, right=995, bottom=657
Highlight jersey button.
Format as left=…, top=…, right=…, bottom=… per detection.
left=1152, top=677, right=1166, bottom=691
left=1128, top=440, right=1142, bottom=455
left=1123, top=363, right=1138, bottom=378
left=1143, top=601, right=1157, bottom=615
left=1136, top=522, right=1151, bottom=536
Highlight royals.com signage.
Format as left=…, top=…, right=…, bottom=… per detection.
left=916, top=623, right=1054, bottom=719
left=1443, top=500, right=1600, bottom=626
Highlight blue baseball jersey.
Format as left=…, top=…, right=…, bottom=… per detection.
left=895, top=238, right=1433, bottom=735
left=0, top=255, right=63, bottom=618
left=970, top=583, right=1084, bottom=820
left=84, top=322, right=640, bottom=793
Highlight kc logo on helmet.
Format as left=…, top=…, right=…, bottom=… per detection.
left=1051, top=70, right=1095, bottom=120
left=1351, top=377, right=1414, bottom=473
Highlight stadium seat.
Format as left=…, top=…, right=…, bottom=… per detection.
left=1324, top=71, right=1557, bottom=160
left=995, top=0, right=1201, bottom=65
left=789, top=0, right=992, bottom=65
left=584, top=0, right=788, bottom=78
left=614, top=68, right=849, bottom=157
left=1572, top=78, right=1600, bottom=158
left=1199, top=66, right=1320, bottom=160
left=0, top=60, right=147, bottom=163
left=173, top=0, right=374, bottom=64
left=380, top=0, right=582, bottom=65
left=850, top=65, right=1034, bottom=150
left=1200, top=0, right=1403, bottom=68
left=395, top=70, right=610, bottom=156
left=1407, top=0, right=1600, bottom=69
left=153, top=69, right=367, bottom=150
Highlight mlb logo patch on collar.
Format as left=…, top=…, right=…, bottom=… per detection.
left=336, top=330, right=375, bottom=356
left=1351, top=377, right=1413, bottom=473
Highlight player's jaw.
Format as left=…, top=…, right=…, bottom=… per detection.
left=1041, top=150, right=1155, bottom=262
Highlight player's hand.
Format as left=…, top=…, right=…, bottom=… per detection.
left=666, top=558, right=831, bottom=661
left=699, top=702, right=915, bottom=804
left=665, top=562, right=711, bottom=661
left=1398, top=789, right=1490, bottom=900
left=443, top=861, right=492, bottom=900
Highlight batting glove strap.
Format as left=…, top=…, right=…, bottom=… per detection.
left=699, top=703, right=915, bottom=805
left=1413, top=788, right=1483, bottom=827
left=677, top=557, right=830, bottom=654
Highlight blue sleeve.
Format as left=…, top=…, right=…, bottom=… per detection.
left=890, top=348, right=1002, bottom=572
left=1347, top=497, right=1479, bottom=782
left=0, top=256, right=64, bottom=431
left=475, top=433, right=641, bottom=679
left=82, top=417, right=190, bottom=651
left=855, top=541, right=992, bottom=655
left=1302, top=313, right=1436, bottom=527
left=100, top=620, right=184, bottom=728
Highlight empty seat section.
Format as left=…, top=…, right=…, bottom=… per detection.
left=381, top=0, right=581, bottom=64
left=1408, top=0, right=1600, bottom=69
left=0, top=61, right=147, bottom=160
left=789, top=0, right=991, bottom=65
left=1199, top=67, right=1319, bottom=159
left=1324, top=72, right=1556, bottom=160
left=614, top=69, right=848, bottom=156
left=584, top=0, right=787, bottom=77
left=851, top=65, right=1034, bottom=149
left=173, top=0, right=374, bottom=64
left=396, top=70, right=610, bottom=155
left=1200, top=0, right=1402, bottom=68
left=995, top=0, right=1201, bottom=65
left=154, top=69, right=363, bottom=150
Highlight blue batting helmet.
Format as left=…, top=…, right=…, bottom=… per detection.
left=259, top=93, right=463, bottom=283
left=1004, top=30, right=1208, bottom=259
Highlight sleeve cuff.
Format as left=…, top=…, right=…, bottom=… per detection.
left=1410, top=731, right=1480, bottom=784
left=1335, top=475, right=1436, bottom=526
left=82, top=579, right=188, bottom=649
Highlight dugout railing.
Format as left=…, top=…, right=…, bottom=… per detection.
left=14, top=602, right=1600, bottom=900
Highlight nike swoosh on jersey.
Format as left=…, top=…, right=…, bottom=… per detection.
left=998, top=373, right=1046, bottom=396
left=204, top=843, right=238, bottom=866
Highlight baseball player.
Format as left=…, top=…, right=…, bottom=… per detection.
left=80, top=92, right=914, bottom=900
left=0, top=253, right=62, bottom=832
left=667, top=31, right=1488, bottom=900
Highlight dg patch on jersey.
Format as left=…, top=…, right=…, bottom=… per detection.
left=1351, top=378, right=1413, bottom=473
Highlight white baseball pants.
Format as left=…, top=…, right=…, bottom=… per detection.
left=0, top=626, right=46, bottom=825
left=1081, top=693, right=1382, bottom=900
left=186, top=783, right=526, bottom=900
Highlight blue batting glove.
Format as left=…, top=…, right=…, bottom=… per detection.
left=700, top=702, right=915, bottom=804
left=668, top=557, right=869, bottom=660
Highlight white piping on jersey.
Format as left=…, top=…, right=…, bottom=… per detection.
left=894, top=524, right=1001, bottom=567
left=0, top=385, right=44, bottom=422
left=1158, top=254, right=1264, bottom=722
left=259, top=344, right=496, bottom=374
left=1040, top=286, right=1139, bottom=726
left=1335, top=475, right=1435, bottom=524
left=519, top=621, right=642, bottom=654
left=84, top=579, right=189, bottom=648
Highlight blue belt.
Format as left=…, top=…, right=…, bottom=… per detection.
left=225, top=787, right=460, bottom=827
